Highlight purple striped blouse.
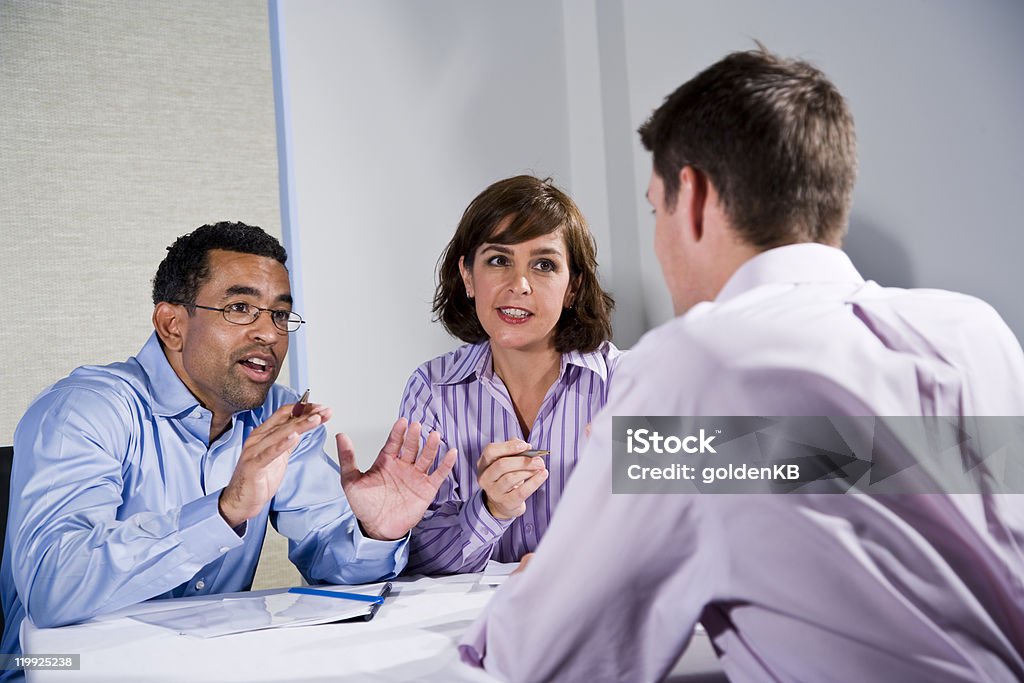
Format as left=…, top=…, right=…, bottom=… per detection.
left=398, top=340, right=620, bottom=575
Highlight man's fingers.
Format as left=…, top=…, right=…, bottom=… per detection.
left=398, top=421, right=424, bottom=463
left=427, top=448, right=458, bottom=487
left=247, top=403, right=330, bottom=450
left=241, top=403, right=296, bottom=449
left=413, top=431, right=442, bottom=472
left=378, top=418, right=408, bottom=460
left=336, top=432, right=361, bottom=487
left=255, top=412, right=323, bottom=456
left=245, top=430, right=300, bottom=468
left=267, top=400, right=327, bottom=428
left=301, top=404, right=332, bottom=424
left=271, top=402, right=301, bottom=422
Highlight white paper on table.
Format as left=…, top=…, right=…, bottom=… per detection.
left=131, top=585, right=384, bottom=638
left=479, top=560, right=519, bottom=586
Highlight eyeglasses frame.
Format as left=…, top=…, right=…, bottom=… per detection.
left=169, top=300, right=305, bottom=333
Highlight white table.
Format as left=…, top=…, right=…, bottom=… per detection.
left=22, top=574, right=724, bottom=682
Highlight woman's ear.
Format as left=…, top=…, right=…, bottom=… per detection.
left=565, top=275, right=581, bottom=308
left=459, top=256, right=474, bottom=298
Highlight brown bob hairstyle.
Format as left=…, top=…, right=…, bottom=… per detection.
left=433, top=175, right=614, bottom=354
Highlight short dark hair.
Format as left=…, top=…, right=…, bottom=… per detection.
left=638, top=46, right=857, bottom=247
left=152, top=221, right=288, bottom=306
left=434, top=175, right=614, bottom=353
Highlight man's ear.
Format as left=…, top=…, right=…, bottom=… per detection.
left=679, top=165, right=709, bottom=242
left=458, top=256, right=474, bottom=298
left=153, top=302, right=185, bottom=352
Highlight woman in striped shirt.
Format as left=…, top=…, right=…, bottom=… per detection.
left=398, top=175, right=620, bottom=575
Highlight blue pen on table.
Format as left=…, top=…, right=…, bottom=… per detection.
left=288, top=584, right=386, bottom=603
left=289, top=583, right=393, bottom=621
left=288, top=583, right=393, bottom=621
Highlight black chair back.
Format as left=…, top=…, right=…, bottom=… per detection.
left=0, top=445, right=11, bottom=634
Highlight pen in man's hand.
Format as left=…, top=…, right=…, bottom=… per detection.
left=292, top=389, right=310, bottom=418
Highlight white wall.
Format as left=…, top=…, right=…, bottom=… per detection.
left=274, top=0, right=1024, bottom=465
left=620, top=0, right=1024, bottom=330
left=274, top=0, right=573, bottom=463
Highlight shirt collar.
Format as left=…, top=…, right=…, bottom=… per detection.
left=560, top=346, right=610, bottom=382
left=435, top=341, right=609, bottom=385
left=135, top=332, right=203, bottom=418
left=715, top=243, right=865, bottom=303
left=434, top=342, right=492, bottom=385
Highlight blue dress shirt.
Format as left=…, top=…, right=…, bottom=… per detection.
left=0, top=333, right=406, bottom=679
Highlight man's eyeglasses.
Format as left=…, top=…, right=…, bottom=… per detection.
left=171, top=301, right=305, bottom=333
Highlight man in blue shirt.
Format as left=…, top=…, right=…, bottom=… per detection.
left=0, top=222, right=456, bottom=678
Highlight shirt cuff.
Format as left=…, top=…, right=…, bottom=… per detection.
left=350, top=518, right=409, bottom=562
left=459, top=611, right=488, bottom=668
left=178, top=491, right=246, bottom=563
left=466, top=490, right=516, bottom=542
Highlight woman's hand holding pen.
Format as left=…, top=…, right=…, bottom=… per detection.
left=476, top=439, right=549, bottom=520
left=218, top=397, right=330, bottom=530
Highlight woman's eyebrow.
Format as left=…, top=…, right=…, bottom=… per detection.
left=479, top=244, right=563, bottom=257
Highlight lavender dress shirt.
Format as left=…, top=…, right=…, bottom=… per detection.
left=460, top=244, right=1024, bottom=682
left=398, top=340, right=620, bottom=574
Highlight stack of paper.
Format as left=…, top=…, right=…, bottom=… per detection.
left=479, top=561, right=519, bottom=586
left=132, top=584, right=387, bottom=638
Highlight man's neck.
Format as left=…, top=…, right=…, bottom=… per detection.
left=160, top=344, right=235, bottom=445
left=677, top=227, right=763, bottom=315
left=209, top=414, right=232, bottom=444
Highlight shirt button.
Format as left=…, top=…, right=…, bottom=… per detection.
left=195, top=580, right=206, bottom=590
left=218, top=546, right=230, bottom=554
left=524, top=524, right=534, bottom=534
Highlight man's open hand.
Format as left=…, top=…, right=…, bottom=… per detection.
left=219, top=401, right=331, bottom=529
left=337, top=418, right=457, bottom=541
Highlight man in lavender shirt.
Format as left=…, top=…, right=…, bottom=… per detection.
left=459, top=47, right=1024, bottom=682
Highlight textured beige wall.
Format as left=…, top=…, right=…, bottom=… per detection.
left=0, top=0, right=288, bottom=441
left=0, top=0, right=299, bottom=589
